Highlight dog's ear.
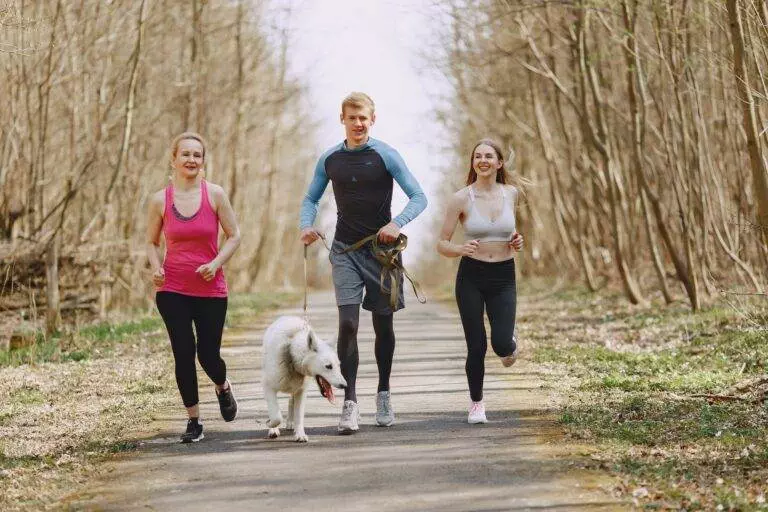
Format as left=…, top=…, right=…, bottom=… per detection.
left=307, top=331, right=317, bottom=352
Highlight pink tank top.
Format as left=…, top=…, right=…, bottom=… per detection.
left=159, top=180, right=228, bottom=297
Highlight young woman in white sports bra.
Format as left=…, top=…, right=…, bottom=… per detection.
left=436, top=139, right=524, bottom=425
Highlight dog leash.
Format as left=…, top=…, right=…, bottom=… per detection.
left=303, top=243, right=314, bottom=321
left=335, top=233, right=427, bottom=310
left=303, top=232, right=426, bottom=316
left=303, top=233, right=332, bottom=321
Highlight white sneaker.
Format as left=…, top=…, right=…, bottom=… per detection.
left=375, top=391, right=394, bottom=427
left=338, top=400, right=360, bottom=434
left=468, top=401, right=487, bottom=424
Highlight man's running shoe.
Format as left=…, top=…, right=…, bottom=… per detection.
left=338, top=400, right=360, bottom=434
left=375, top=391, right=395, bottom=427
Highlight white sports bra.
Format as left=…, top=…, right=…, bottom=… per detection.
left=463, top=185, right=516, bottom=242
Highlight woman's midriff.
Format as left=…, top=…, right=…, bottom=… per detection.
left=469, top=241, right=515, bottom=262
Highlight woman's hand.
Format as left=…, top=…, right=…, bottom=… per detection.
left=459, top=240, right=480, bottom=257
left=509, top=232, right=524, bottom=252
left=152, top=268, right=165, bottom=287
left=196, top=261, right=220, bottom=281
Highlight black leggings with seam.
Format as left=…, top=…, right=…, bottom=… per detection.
left=455, top=256, right=517, bottom=402
left=156, top=291, right=228, bottom=408
left=337, top=305, right=395, bottom=402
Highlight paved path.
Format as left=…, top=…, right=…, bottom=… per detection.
left=75, top=292, right=626, bottom=511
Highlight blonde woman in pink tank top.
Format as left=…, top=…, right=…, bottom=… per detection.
left=146, top=132, right=242, bottom=443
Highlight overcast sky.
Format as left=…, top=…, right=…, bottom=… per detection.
left=281, top=0, right=452, bottom=264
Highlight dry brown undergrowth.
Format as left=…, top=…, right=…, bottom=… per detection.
left=0, top=336, right=175, bottom=511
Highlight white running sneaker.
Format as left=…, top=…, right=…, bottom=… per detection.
left=468, top=401, right=487, bottom=424
left=338, top=400, right=360, bottom=434
left=375, top=391, right=394, bottom=427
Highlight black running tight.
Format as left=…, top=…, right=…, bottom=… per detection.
left=455, top=257, right=517, bottom=402
left=337, top=305, right=395, bottom=402
left=156, top=291, right=228, bottom=408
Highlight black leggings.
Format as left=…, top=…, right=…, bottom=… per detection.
left=455, top=257, right=517, bottom=402
left=156, top=291, right=228, bottom=408
left=337, top=304, right=395, bottom=402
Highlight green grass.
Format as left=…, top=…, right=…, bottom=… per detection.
left=563, top=394, right=767, bottom=445
left=0, top=318, right=165, bottom=368
left=0, top=337, right=59, bottom=367
left=10, top=386, right=46, bottom=406
left=228, top=291, right=297, bottom=310
left=226, top=291, right=299, bottom=324
left=127, top=381, right=164, bottom=395
left=76, top=317, right=164, bottom=343
left=529, top=292, right=768, bottom=509
left=0, top=453, right=51, bottom=470
left=610, top=454, right=768, bottom=511
left=1, top=291, right=299, bottom=368
left=533, top=325, right=767, bottom=391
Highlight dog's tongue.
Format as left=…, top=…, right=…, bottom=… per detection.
left=317, top=376, right=335, bottom=404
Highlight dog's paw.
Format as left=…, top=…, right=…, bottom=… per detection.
left=285, top=420, right=294, bottom=431
left=267, top=428, right=281, bottom=439
left=293, top=431, right=308, bottom=443
left=267, top=415, right=283, bottom=428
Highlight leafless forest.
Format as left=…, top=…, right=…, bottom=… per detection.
left=1, top=0, right=768, bottom=340
left=0, top=0, right=316, bottom=335
left=426, top=0, right=768, bottom=311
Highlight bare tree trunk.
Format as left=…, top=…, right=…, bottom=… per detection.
left=45, top=233, right=60, bottom=334
left=228, top=0, right=245, bottom=207
left=727, top=0, right=768, bottom=238
left=528, top=67, right=579, bottom=269
left=187, top=0, right=204, bottom=130
left=105, top=0, right=147, bottom=202
left=36, top=0, right=63, bottom=235
left=252, top=5, right=291, bottom=281
left=80, top=0, right=147, bottom=242
left=577, top=5, right=646, bottom=306
left=622, top=0, right=673, bottom=304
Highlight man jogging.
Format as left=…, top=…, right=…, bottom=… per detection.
left=299, top=92, right=427, bottom=434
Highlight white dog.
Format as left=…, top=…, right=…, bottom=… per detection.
left=262, top=315, right=346, bottom=442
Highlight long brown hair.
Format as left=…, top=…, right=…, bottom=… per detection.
left=465, top=138, right=511, bottom=185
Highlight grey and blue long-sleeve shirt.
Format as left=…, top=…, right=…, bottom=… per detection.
left=299, top=137, right=427, bottom=244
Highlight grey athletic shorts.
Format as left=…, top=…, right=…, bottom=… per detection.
left=329, top=239, right=405, bottom=314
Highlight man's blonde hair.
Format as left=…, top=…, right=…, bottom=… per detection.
left=341, top=92, right=375, bottom=115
